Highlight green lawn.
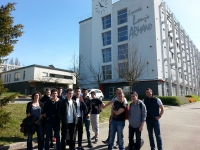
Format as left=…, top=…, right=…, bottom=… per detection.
left=0, top=103, right=27, bottom=146
left=0, top=101, right=112, bottom=146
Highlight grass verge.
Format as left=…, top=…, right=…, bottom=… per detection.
left=0, top=101, right=112, bottom=146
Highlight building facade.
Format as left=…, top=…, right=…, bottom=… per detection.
left=1, top=64, right=75, bottom=95
left=79, top=0, right=200, bottom=98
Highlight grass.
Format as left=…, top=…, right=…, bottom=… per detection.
left=0, top=103, right=28, bottom=146
left=0, top=101, right=112, bottom=146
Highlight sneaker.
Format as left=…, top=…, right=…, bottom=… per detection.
left=87, top=141, right=93, bottom=148
left=77, top=146, right=84, bottom=150
left=102, top=139, right=108, bottom=145
left=91, top=136, right=95, bottom=140
left=95, top=138, right=98, bottom=143
left=113, top=143, right=118, bottom=149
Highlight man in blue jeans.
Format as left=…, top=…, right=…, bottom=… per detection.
left=108, top=93, right=126, bottom=150
left=143, top=88, right=164, bottom=150
left=82, top=88, right=93, bottom=148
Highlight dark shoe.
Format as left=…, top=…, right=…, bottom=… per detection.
left=87, top=141, right=93, bottom=148
left=102, top=139, right=108, bottom=145
left=77, top=146, right=84, bottom=150
left=49, top=143, right=54, bottom=148
left=113, top=143, right=118, bottom=149
left=95, top=138, right=98, bottom=143
left=91, top=136, right=95, bottom=140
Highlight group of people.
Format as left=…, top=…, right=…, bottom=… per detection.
left=26, top=87, right=104, bottom=150
left=25, top=87, right=164, bottom=150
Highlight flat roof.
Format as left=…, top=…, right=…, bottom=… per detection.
left=1, top=64, right=74, bottom=73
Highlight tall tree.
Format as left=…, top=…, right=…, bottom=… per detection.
left=115, top=44, right=147, bottom=94
left=15, top=57, right=20, bottom=66
left=0, top=3, right=24, bottom=128
left=9, top=58, right=14, bottom=65
left=88, top=62, right=104, bottom=89
left=68, top=53, right=87, bottom=88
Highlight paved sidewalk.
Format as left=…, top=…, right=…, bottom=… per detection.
left=1, top=102, right=200, bottom=150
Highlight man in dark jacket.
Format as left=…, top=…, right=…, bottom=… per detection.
left=40, top=88, right=51, bottom=104
left=143, top=88, right=164, bottom=150
left=57, top=87, right=65, bottom=101
left=82, top=88, right=93, bottom=148
left=72, top=87, right=87, bottom=150
left=43, top=89, right=61, bottom=150
left=59, top=88, right=78, bottom=150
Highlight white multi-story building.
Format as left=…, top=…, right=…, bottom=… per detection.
left=1, top=64, right=75, bottom=95
left=79, top=0, right=200, bottom=98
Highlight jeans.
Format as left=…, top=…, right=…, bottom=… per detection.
left=76, top=117, right=83, bottom=146
left=27, top=124, right=43, bottom=150
left=45, top=123, right=60, bottom=150
left=61, top=123, right=76, bottom=150
left=108, top=120, right=125, bottom=150
left=129, top=126, right=141, bottom=150
left=83, top=118, right=91, bottom=142
left=146, top=120, right=163, bottom=150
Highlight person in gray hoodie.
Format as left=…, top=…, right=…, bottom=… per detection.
left=128, top=91, right=147, bottom=150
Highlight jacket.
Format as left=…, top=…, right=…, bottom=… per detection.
left=72, top=96, right=87, bottom=122
left=58, top=99, right=78, bottom=125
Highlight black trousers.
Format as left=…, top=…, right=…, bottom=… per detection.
left=76, top=117, right=83, bottom=146
left=61, top=123, right=76, bottom=150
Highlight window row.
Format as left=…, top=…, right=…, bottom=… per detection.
left=4, top=71, right=25, bottom=83
left=42, top=72, right=73, bottom=80
left=102, top=8, right=127, bottom=30
left=102, top=43, right=128, bottom=63
left=102, top=26, right=128, bottom=46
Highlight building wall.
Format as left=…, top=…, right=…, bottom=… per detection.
left=79, top=0, right=200, bottom=96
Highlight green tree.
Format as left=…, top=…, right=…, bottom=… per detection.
left=0, top=3, right=24, bottom=128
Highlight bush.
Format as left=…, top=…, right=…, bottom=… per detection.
left=176, top=96, right=190, bottom=105
left=185, top=95, right=200, bottom=102
left=157, top=96, right=182, bottom=106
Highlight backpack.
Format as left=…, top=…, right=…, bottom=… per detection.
left=126, top=102, right=142, bottom=120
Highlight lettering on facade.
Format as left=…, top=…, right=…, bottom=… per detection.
left=128, top=7, right=142, bottom=16
left=129, top=7, right=153, bottom=40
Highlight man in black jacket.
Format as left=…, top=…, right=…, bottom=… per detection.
left=82, top=88, right=93, bottom=148
left=43, top=89, right=61, bottom=150
left=72, top=87, right=87, bottom=150
left=59, top=88, right=78, bottom=150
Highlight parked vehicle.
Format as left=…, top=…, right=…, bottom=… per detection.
left=87, top=89, right=104, bottom=101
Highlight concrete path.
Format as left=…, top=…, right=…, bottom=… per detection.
left=1, top=102, right=200, bottom=150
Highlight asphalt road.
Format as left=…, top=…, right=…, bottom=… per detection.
left=3, top=101, right=200, bottom=150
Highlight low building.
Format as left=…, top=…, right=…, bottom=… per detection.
left=1, top=64, right=75, bottom=95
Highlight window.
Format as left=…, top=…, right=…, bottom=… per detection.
left=118, top=8, right=127, bottom=24
left=102, top=31, right=111, bottom=46
left=118, top=26, right=128, bottom=42
left=102, top=65, right=112, bottom=79
left=23, top=71, right=25, bottom=80
left=14, top=72, right=20, bottom=81
left=64, top=76, right=73, bottom=79
left=118, top=62, right=128, bottom=78
left=109, top=87, right=115, bottom=98
left=49, top=73, right=55, bottom=77
left=102, top=48, right=111, bottom=62
left=118, top=44, right=128, bottom=60
left=9, top=74, right=11, bottom=82
left=42, top=72, right=48, bottom=77
left=102, top=15, right=111, bottom=29
left=4, top=75, right=6, bottom=82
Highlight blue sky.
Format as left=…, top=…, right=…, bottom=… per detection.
left=1, top=0, right=200, bottom=70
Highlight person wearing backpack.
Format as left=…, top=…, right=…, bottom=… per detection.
left=128, top=91, right=147, bottom=150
